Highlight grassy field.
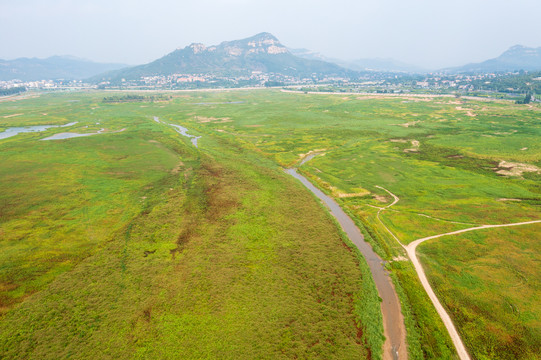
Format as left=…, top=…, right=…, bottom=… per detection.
left=1, top=89, right=540, bottom=359
left=0, top=92, right=382, bottom=359
left=144, top=89, right=539, bottom=359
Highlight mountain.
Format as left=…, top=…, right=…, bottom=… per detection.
left=92, top=33, right=357, bottom=82
left=290, top=48, right=426, bottom=73
left=447, top=45, right=541, bottom=73
left=341, top=58, right=427, bottom=73
left=0, top=56, right=128, bottom=81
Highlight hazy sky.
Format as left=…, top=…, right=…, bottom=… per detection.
left=1, top=0, right=540, bottom=69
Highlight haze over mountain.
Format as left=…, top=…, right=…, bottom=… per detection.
left=446, top=45, right=541, bottom=73
left=0, top=56, right=127, bottom=81
left=91, top=33, right=357, bottom=83
left=289, top=48, right=427, bottom=73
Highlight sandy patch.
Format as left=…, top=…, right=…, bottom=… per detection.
left=520, top=147, right=528, bottom=151
left=374, top=194, right=388, bottom=203
left=456, top=106, right=477, bottom=117
left=404, top=140, right=420, bottom=153
left=498, top=198, right=522, bottom=202
left=356, top=96, right=383, bottom=100
left=298, top=149, right=327, bottom=161
left=392, top=256, right=408, bottom=262
left=391, top=120, right=421, bottom=128
left=336, top=191, right=371, bottom=198
left=494, top=130, right=517, bottom=135
left=245, top=124, right=263, bottom=127
left=496, top=161, right=541, bottom=176
left=390, top=139, right=408, bottom=143
left=194, top=116, right=231, bottom=123
left=3, top=113, right=23, bottom=118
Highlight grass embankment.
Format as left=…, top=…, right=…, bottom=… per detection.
left=0, top=93, right=381, bottom=359
left=168, top=90, right=540, bottom=359
left=419, top=224, right=541, bottom=360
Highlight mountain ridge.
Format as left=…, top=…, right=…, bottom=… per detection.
left=289, top=48, right=427, bottom=73
left=444, top=45, right=541, bottom=73
left=91, top=32, right=357, bottom=83
left=0, top=56, right=128, bottom=81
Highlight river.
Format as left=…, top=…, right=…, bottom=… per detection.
left=0, top=122, right=77, bottom=140
left=285, top=168, right=407, bottom=360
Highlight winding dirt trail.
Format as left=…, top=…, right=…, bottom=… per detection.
left=375, top=186, right=541, bottom=360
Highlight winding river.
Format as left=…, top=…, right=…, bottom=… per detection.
left=285, top=168, right=407, bottom=360
left=152, top=117, right=404, bottom=358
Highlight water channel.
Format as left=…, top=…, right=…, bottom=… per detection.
left=170, top=123, right=201, bottom=147
left=285, top=168, right=407, bottom=360
left=0, top=122, right=77, bottom=140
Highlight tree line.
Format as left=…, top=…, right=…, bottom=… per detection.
left=0, top=87, right=26, bottom=96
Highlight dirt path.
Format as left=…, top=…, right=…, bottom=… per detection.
left=375, top=186, right=541, bottom=360
left=280, top=89, right=509, bottom=103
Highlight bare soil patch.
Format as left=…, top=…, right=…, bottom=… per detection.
left=391, top=120, right=421, bottom=128
left=496, top=161, right=541, bottom=176
left=3, top=113, right=23, bottom=118
left=194, top=116, right=231, bottom=123
left=404, top=140, right=420, bottom=153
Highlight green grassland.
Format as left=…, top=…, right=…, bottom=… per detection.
left=0, top=92, right=381, bottom=359
left=149, top=90, right=539, bottom=359
left=1, top=90, right=540, bottom=359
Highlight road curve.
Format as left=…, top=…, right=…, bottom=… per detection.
left=405, top=220, right=541, bottom=360
left=286, top=169, right=407, bottom=360
left=375, top=186, right=541, bottom=360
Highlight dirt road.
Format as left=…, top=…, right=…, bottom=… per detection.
left=375, top=186, right=541, bottom=360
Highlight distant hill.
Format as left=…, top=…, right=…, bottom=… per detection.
left=92, top=33, right=357, bottom=83
left=0, top=56, right=128, bottom=81
left=341, top=58, right=427, bottom=73
left=446, top=45, right=541, bottom=73
left=289, top=48, right=426, bottom=73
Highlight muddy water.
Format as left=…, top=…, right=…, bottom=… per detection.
left=299, top=153, right=321, bottom=166
left=170, top=123, right=201, bottom=148
left=41, top=128, right=105, bottom=140
left=0, top=122, right=77, bottom=140
left=285, top=168, right=407, bottom=360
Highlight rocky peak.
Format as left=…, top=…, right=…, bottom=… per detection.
left=188, top=43, right=207, bottom=54
left=242, top=32, right=288, bottom=55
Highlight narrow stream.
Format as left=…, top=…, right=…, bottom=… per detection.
left=153, top=117, right=201, bottom=148
left=41, top=128, right=106, bottom=140
left=0, top=122, right=77, bottom=140
left=285, top=168, right=406, bottom=360
left=169, top=123, right=201, bottom=148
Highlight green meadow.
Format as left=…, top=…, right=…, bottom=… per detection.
left=147, top=89, right=538, bottom=359
left=0, top=92, right=382, bottom=359
left=1, top=89, right=540, bottom=359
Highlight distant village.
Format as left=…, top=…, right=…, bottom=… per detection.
left=0, top=71, right=538, bottom=102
